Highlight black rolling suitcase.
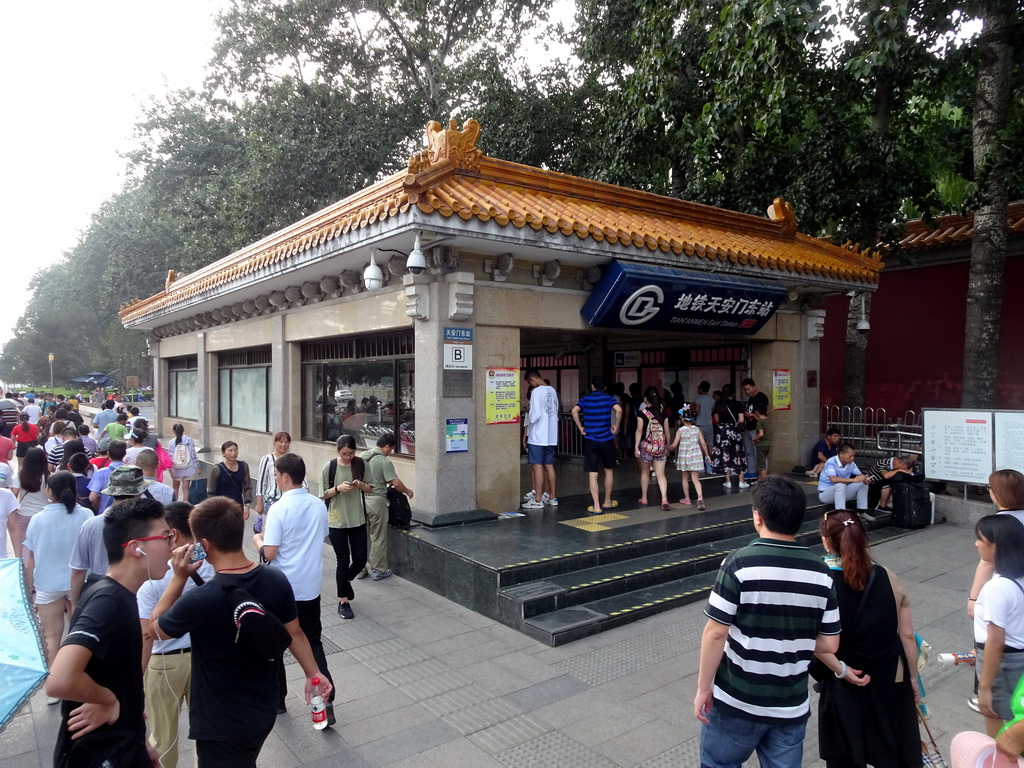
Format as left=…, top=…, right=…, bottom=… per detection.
left=891, top=482, right=931, bottom=529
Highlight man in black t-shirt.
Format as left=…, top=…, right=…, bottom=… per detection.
left=741, top=378, right=770, bottom=479
left=47, top=497, right=170, bottom=768
left=154, top=496, right=332, bottom=768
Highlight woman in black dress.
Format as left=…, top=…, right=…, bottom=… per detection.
left=815, top=509, right=921, bottom=768
left=710, top=383, right=747, bottom=489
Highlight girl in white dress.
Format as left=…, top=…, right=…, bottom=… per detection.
left=670, top=406, right=709, bottom=510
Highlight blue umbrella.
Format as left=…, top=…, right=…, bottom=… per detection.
left=0, top=558, right=47, bottom=733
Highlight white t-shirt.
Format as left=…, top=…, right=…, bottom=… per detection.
left=138, top=558, right=215, bottom=653
left=527, top=385, right=560, bottom=447
left=975, top=575, right=1024, bottom=648
left=0, top=488, right=19, bottom=556
left=125, top=446, right=146, bottom=466
left=143, top=479, right=175, bottom=506
left=23, top=404, right=41, bottom=424
left=23, top=502, right=93, bottom=592
left=15, top=487, right=48, bottom=518
left=263, top=488, right=328, bottom=601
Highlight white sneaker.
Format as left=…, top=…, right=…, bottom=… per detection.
left=523, top=490, right=536, bottom=502
left=521, top=500, right=544, bottom=510
left=547, top=497, right=559, bottom=506
left=541, top=492, right=551, bottom=503
left=738, top=481, right=750, bottom=489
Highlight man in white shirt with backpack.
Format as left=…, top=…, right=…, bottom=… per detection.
left=521, top=369, right=560, bottom=511
left=252, top=453, right=335, bottom=724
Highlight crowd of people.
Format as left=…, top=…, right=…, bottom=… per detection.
left=6, top=381, right=1024, bottom=768
left=521, top=373, right=772, bottom=516
left=692, top=469, right=1024, bottom=768
left=0, top=388, right=414, bottom=767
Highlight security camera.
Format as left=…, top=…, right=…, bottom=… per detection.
left=407, top=233, right=426, bottom=275
left=845, top=290, right=858, bottom=299
left=856, top=318, right=870, bottom=335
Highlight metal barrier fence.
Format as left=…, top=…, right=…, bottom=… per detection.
left=820, top=405, right=923, bottom=457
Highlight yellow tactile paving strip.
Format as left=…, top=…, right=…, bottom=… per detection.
left=570, top=550, right=729, bottom=592
left=559, top=513, right=628, bottom=532
left=496, top=516, right=748, bottom=569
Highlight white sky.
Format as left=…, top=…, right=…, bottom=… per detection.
left=0, top=1, right=223, bottom=349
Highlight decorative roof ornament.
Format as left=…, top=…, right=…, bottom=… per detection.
left=768, top=197, right=798, bottom=237
left=407, top=119, right=482, bottom=175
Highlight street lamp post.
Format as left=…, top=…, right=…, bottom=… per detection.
left=48, top=353, right=54, bottom=392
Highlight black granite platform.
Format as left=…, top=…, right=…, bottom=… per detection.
left=390, top=476, right=918, bottom=645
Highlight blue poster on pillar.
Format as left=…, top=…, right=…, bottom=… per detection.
left=580, top=261, right=787, bottom=334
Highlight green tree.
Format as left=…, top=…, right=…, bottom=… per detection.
left=961, top=0, right=1018, bottom=409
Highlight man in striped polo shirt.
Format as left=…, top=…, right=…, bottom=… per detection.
left=694, top=475, right=840, bottom=768
left=571, top=376, right=623, bottom=514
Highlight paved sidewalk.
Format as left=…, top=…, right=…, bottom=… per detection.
left=2, top=521, right=984, bottom=767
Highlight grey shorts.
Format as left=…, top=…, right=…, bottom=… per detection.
left=977, top=644, right=1024, bottom=720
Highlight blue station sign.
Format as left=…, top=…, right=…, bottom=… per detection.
left=580, top=261, right=787, bottom=335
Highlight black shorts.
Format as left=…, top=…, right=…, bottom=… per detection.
left=584, top=438, right=618, bottom=472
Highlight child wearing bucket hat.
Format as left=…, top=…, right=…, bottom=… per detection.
left=101, top=465, right=154, bottom=499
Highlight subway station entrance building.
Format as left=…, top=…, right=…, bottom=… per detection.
left=121, top=120, right=883, bottom=520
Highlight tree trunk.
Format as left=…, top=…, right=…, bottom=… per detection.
left=961, top=0, right=1013, bottom=410
left=843, top=294, right=869, bottom=408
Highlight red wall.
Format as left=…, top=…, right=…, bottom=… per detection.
left=820, top=254, right=1024, bottom=416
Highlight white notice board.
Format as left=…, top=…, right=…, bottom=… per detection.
left=923, top=410, right=993, bottom=485
left=996, top=412, right=1024, bottom=472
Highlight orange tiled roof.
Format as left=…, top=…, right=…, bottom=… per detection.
left=898, top=202, right=1024, bottom=251
left=120, top=120, right=884, bottom=324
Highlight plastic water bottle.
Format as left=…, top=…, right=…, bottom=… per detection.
left=937, top=651, right=976, bottom=667
left=310, top=677, right=327, bottom=730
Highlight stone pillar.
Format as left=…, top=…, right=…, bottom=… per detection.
left=195, top=332, right=214, bottom=453
left=476, top=325, right=521, bottom=515
left=408, top=271, right=480, bottom=523
left=269, top=315, right=295, bottom=436
left=149, top=338, right=165, bottom=434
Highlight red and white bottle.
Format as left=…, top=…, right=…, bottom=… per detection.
left=310, top=677, right=328, bottom=730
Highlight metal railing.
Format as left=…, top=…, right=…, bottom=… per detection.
left=820, top=405, right=921, bottom=458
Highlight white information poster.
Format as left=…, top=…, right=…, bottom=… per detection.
left=923, top=410, right=993, bottom=485
left=995, top=412, right=1024, bottom=472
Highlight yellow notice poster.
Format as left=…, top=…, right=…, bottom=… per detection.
left=772, top=369, right=791, bottom=411
left=486, top=368, right=520, bottom=424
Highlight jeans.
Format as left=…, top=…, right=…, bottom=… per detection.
left=818, top=481, right=868, bottom=510
left=700, top=706, right=806, bottom=768
left=277, top=596, right=334, bottom=706
left=328, top=524, right=368, bottom=601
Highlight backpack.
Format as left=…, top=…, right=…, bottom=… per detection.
left=387, top=487, right=412, bottom=529
left=172, top=440, right=190, bottom=470
left=641, top=408, right=667, bottom=456
left=224, top=581, right=291, bottom=663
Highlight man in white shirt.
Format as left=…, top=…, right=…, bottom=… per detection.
left=817, top=443, right=870, bottom=512
left=138, top=501, right=214, bottom=768
left=252, top=453, right=334, bottom=724
left=522, top=369, right=560, bottom=510
left=23, top=398, right=42, bottom=424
